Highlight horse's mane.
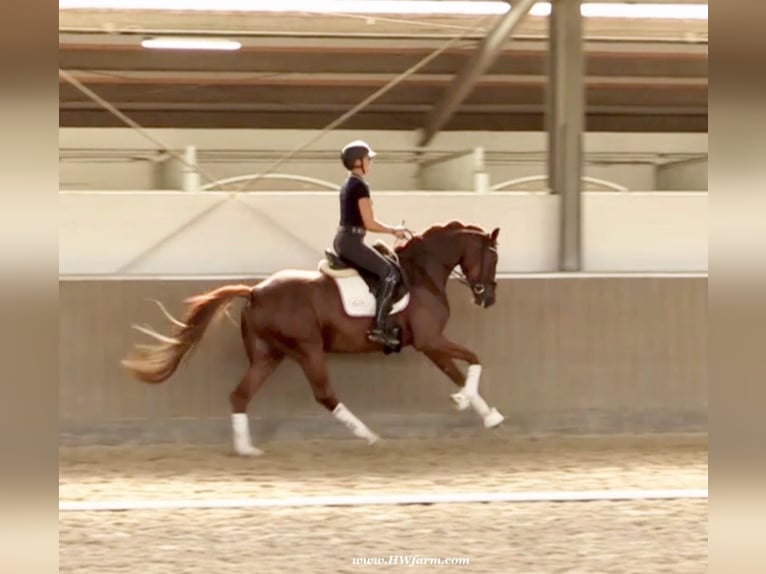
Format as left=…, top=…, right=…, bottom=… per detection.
left=396, top=220, right=486, bottom=254
left=421, top=220, right=484, bottom=238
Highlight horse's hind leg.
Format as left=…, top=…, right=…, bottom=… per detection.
left=296, top=344, right=379, bottom=445
left=230, top=340, right=284, bottom=456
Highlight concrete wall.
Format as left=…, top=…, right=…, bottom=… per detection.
left=59, top=190, right=707, bottom=275
left=59, top=276, right=707, bottom=445
left=60, top=128, right=708, bottom=191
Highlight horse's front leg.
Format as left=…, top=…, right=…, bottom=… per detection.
left=422, top=339, right=504, bottom=429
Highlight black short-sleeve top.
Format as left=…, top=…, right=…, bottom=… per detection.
left=338, top=175, right=371, bottom=227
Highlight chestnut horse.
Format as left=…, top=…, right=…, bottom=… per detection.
left=121, top=221, right=504, bottom=455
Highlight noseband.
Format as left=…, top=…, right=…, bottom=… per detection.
left=452, top=240, right=496, bottom=295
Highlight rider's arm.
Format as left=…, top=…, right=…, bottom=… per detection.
left=358, top=197, right=396, bottom=235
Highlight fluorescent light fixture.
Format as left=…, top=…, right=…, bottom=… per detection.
left=581, top=3, right=707, bottom=19
left=141, top=37, right=242, bottom=50
left=531, top=3, right=708, bottom=19
left=60, top=1, right=708, bottom=19
left=60, top=1, right=510, bottom=15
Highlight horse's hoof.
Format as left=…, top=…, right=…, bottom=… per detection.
left=483, top=408, right=505, bottom=429
left=367, top=434, right=380, bottom=445
left=235, top=445, right=264, bottom=456
left=450, top=392, right=471, bottom=411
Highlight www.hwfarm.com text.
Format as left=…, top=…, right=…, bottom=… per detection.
left=352, top=556, right=470, bottom=567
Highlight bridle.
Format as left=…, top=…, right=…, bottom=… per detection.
left=397, top=226, right=496, bottom=296
left=451, top=237, right=497, bottom=296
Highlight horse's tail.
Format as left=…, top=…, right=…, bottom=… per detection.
left=121, top=284, right=253, bottom=384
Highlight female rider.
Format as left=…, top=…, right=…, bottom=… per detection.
left=333, top=140, right=406, bottom=347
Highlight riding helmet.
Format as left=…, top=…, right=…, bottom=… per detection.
left=341, top=140, right=376, bottom=170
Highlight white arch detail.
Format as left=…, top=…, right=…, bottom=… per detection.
left=201, top=173, right=339, bottom=191
left=490, top=175, right=628, bottom=192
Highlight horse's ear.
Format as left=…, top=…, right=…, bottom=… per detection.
left=490, top=227, right=500, bottom=243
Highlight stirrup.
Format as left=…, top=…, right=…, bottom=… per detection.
left=368, top=328, right=399, bottom=347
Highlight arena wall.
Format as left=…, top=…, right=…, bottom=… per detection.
left=59, top=190, right=707, bottom=275
left=59, top=275, right=707, bottom=445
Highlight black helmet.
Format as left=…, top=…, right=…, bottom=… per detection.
left=340, top=140, right=376, bottom=170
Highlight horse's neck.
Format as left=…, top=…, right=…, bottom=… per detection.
left=400, top=234, right=463, bottom=293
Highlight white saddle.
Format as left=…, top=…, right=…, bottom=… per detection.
left=318, top=241, right=410, bottom=318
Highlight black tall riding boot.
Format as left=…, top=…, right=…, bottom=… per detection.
left=368, top=275, right=399, bottom=347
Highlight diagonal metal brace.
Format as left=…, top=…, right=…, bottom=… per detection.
left=115, top=197, right=229, bottom=274
left=234, top=196, right=324, bottom=261
left=418, top=0, right=538, bottom=147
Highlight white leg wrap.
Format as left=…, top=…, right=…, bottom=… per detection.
left=449, top=364, right=504, bottom=428
left=450, top=391, right=471, bottom=411
left=333, top=403, right=379, bottom=444
left=231, top=413, right=263, bottom=456
left=450, top=364, right=482, bottom=411
left=464, top=364, right=482, bottom=397
left=468, top=393, right=491, bottom=418
left=469, top=394, right=505, bottom=429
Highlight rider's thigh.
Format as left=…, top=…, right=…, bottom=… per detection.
left=337, top=234, right=390, bottom=279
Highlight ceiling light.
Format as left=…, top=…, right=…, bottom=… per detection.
left=141, top=37, right=242, bottom=50
left=581, top=3, right=707, bottom=19
left=531, top=3, right=708, bottom=20
left=60, top=1, right=511, bottom=15
left=60, top=1, right=708, bottom=20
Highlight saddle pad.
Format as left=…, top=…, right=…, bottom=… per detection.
left=329, top=273, right=410, bottom=318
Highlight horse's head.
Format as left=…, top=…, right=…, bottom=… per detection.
left=456, top=226, right=500, bottom=308
left=399, top=221, right=500, bottom=308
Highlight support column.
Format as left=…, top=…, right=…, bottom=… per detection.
left=547, top=0, right=585, bottom=271
left=417, top=147, right=486, bottom=192
left=156, top=145, right=200, bottom=191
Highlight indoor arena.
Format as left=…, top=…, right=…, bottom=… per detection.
left=59, top=1, right=708, bottom=572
